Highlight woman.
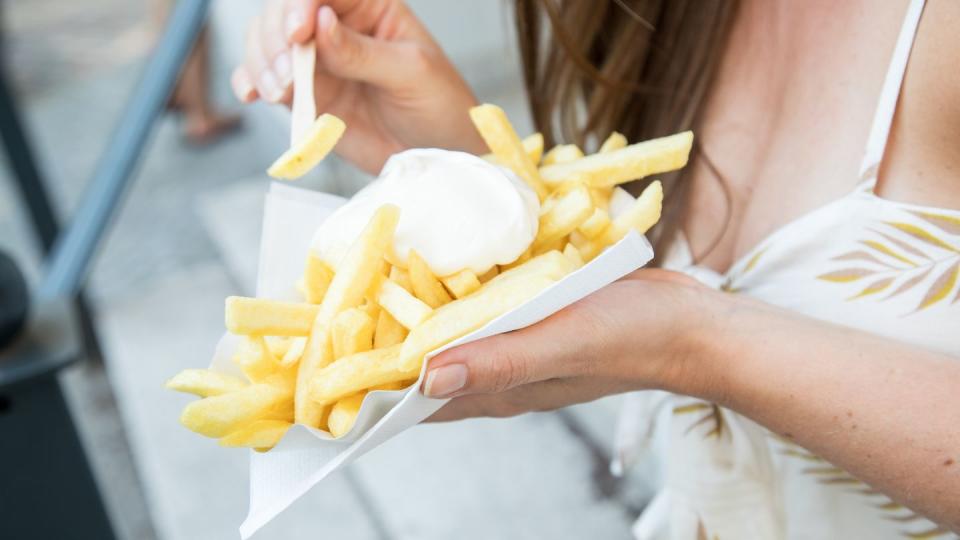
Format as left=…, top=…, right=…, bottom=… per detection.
left=233, top=1, right=960, bottom=537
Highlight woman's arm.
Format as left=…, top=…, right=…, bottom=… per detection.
left=426, top=271, right=960, bottom=532
left=699, top=293, right=960, bottom=532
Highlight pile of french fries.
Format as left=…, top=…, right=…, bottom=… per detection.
left=166, top=103, right=692, bottom=451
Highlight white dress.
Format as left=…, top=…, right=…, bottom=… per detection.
left=615, top=0, right=960, bottom=538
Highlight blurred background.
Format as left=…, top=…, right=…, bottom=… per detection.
left=0, top=1, right=654, bottom=538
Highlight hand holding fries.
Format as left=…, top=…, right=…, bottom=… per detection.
left=168, top=103, right=690, bottom=450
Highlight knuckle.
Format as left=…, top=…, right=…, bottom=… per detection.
left=488, top=342, right=528, bottom=393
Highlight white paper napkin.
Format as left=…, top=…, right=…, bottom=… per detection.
left=215, top=182, right=654, bottom=538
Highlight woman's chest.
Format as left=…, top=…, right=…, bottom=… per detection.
left=681, top=1, right=907, bottom=272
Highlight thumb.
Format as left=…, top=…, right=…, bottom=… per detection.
left=314, top=5, right=425, bottom=89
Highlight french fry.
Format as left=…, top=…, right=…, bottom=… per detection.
left=267, top=113, right=346, bottom=180
left=303, top=254, right=334, bottom=304
left=165, top=369, right=248, bottom=397
left=376, top=278, right=433, bottom=329
left=280, top=337, right=307, bottom=367
left=388, top=265, right=413, bottom=292
left=478, top=266, right=499, bottom=283
left=598, top=131, right=627, bottom=153
left=264, top=336, right=293, bottom=359
left=441, top=269, right=482, bottom=299
left=220, top=420, right=292, bottom=450
left=180, top=382, right=290, bottom=438
left=563, top=243, right=585, bottom=268
left=397, top=273, right=559, bottom=372
left=532, top=237, right=565, bottom=257
left=483, top=133, right=544, bottom=166
left=500, top=247, right=532, bottom=271
left=539, top=131, right=693, bottom=187
left=225, top=297, right=318, bottom=337
left=589, top=187, right=613, bottom=210
left=578, top=180, right=663, bottom=260
left=296, top=205, right=400, bottom=427
left=407, top=250, right=452, bottom=308
left=485, top=250, right=576, bottom=289
left=469, top=104, right=549, bottom=199
left=311, top=345, right=409, bottom=406
left=533, top=184, right=594, bottom=252
left=331, top=308, right=375, bottom=359
left=327, top=393, right=366, bottom=438
left=373, top=309, right=408, bottom=348
left=234, top=336, right=279, bottom=383
left=542, top=144, right=584, bottom=166
left=577, top=207, right=611, bottom=239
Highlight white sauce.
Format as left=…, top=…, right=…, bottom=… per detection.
left=311, top=149, right=539, bottom=276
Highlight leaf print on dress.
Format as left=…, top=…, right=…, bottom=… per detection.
left=817, top=216, right=960, bottom=314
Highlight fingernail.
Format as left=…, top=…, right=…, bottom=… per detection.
left=285, top=11, right=303, bottom=40
left=318, top=6, right=338, bottom=41
left=424, top=364, right=468, bottom=398
left=273, top=52, right=291, bottom=84
left=258, top=70, right=281, bottom=102
left=233, top=72, right=255, bottom=101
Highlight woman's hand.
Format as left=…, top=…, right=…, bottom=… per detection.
left=426, top=269, right=716, bottom=421
left=232, top=0, right=486, bottom=173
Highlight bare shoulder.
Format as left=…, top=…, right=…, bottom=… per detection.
left=878, top=0, right=960, bottom=209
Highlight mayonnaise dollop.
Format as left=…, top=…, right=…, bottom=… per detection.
left=311, top=149, right=540, bottom=276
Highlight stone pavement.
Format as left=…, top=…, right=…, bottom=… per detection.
left=0, top=1, right=656, bottom=538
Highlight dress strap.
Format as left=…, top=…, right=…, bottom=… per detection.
left=858, top=0, right=926, bottom=190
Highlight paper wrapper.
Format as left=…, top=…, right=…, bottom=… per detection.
left=216, top=182, right=654, bottom=538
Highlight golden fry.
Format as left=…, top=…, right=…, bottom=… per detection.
left=542, top=144, right=584, bottom=166
left=533, top=184, right=593, bottom=252
left=180, top=382, right=290, bottom=438
left=267, top=113, right=346, bottom=180
left=598, top=131, right=627, bottom=153
left=165, top=369, right=248, bottom=397
left=234, top=336, right=279, bottom=383
left=280, top=337, right=307, bottom=367
left=220, top=420, right=292, bottom=450
left=398, top=273, right=560, bottom=372
left=296, top=205, right=400, bottom=427
left=578, top=180, right=663, bottom=260
left=225, top=296, right=318, bottom=337
left=331, top=308, right=375, bottom=359
left=539, top=131, right=693, bottom=187
left=441, top=269, right=482, bottom=299
left=376, top=278, right=433, bottom=329
left=311, top=345, right=410, bottom=406
left=373, top=309, right=408, bottom=348
left=577, top=207, right=611, bottom=239
left=303, top=254, right=334, bottom=304
left=469, top=104, right=549, bottom=199
left=407, top=250, right=452, bottom=308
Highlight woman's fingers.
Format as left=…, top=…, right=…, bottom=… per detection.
left=244, top=16, right=283, bottom=102
left=231, top=66, right=258, bottom=103
left=261, top=0, right=293, bottom=94
left=314, top=6, right=423, bottom=89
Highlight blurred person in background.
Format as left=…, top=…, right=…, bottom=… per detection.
left=157, top=0, right=240, bottom=145
left=233, top=1, right=959, bottom=538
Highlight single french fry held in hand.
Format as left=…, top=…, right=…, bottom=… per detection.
left=220, top=420, right=292, bottom=450
left=407, top=250, right=452, bottom=308
left=311, top=345, right=409, bottom=406
left=303, top=254, right=334, bottom=304
left=469, top=104, right=549, bottom=199
left=295, top=205, right=401, bottom=427
left=225, top=297, right=319, bottom=337
left=578, top=181, right=663, bottom=261
left=533, top=185, right=594, bottom=252
left=398, top=273, right=561, bottom=372
left=331, top=308, right=375, bottom=358
left=598, top=131, right=627, bottom=153
left=267, top=114, right=346, bottom=180
left=166, top=369, right=248, bottom=397
left=376, top=278, right=433, bottom=329
left=542, top=144, right=584, bottom=166
left=180, top=382, right=291, bottom=438
left=539, top=131, right=693, bottom=187
left=441, top=269, right=482, bottom=299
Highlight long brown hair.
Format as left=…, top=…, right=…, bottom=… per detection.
left=514, top=0, right=738, bottom=258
